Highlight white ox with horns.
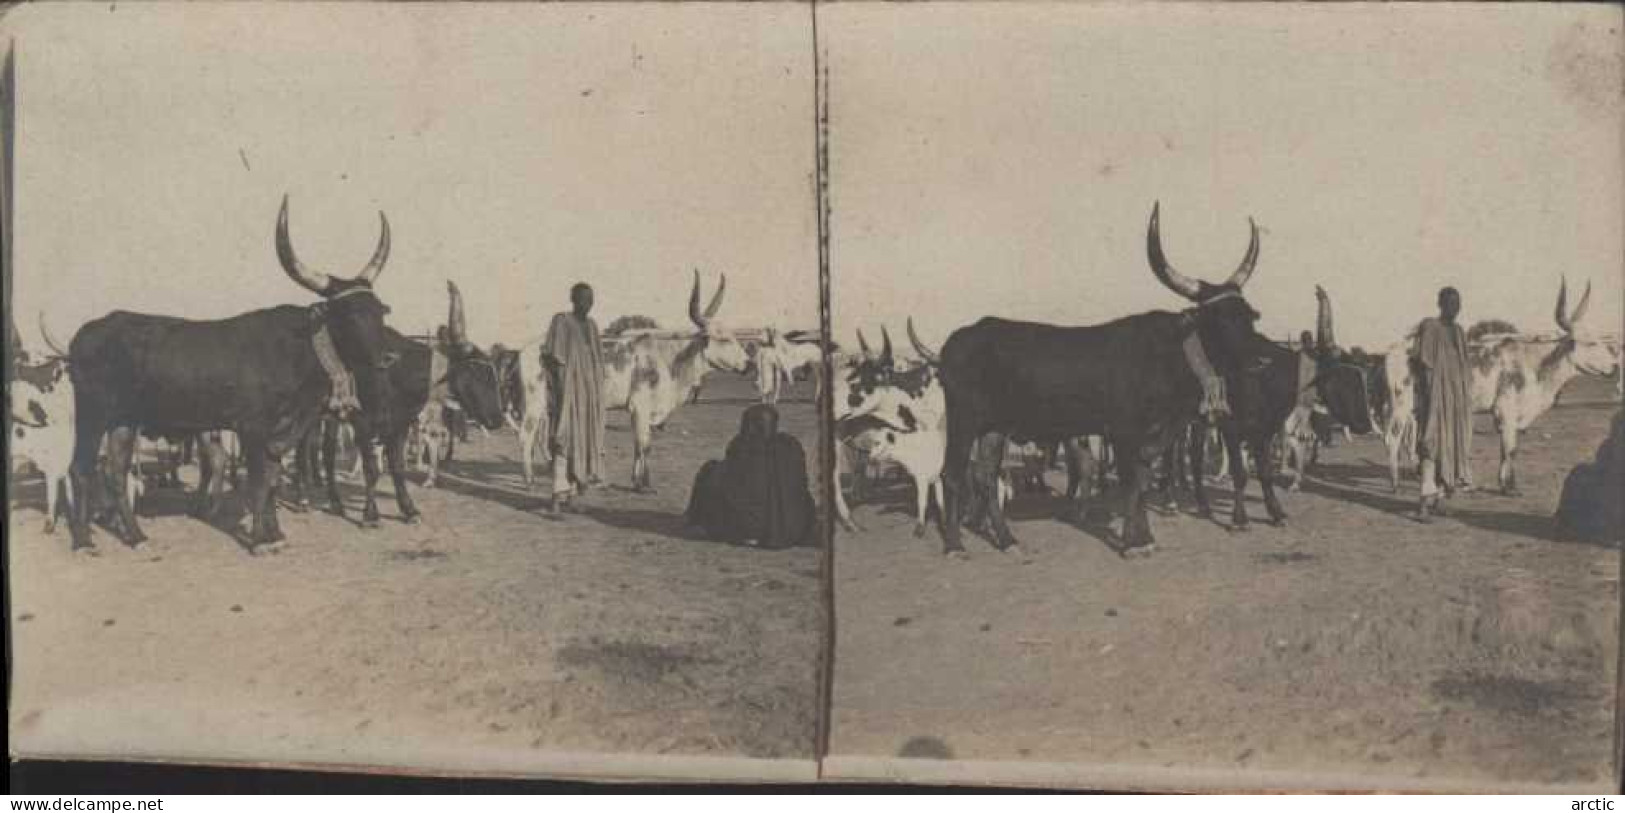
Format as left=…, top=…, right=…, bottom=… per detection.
left=752, top=328, right=823, bottom=405
left=1381, top=278, right=1620, bottom=494
left=10, top=316, right=77, bottom=532
left=504, top=271, right=750, bottom=492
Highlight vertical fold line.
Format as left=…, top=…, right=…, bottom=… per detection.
left=811, top=0, right=835, bottom=776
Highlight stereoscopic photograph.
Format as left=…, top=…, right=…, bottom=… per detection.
left=7, top=0, right=1624, bottom=795
left=5, top=2, right=825, bottom=780
left=822, top=2, right=1623, bottom=792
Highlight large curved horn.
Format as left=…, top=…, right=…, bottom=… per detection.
left=880, top=325, right=895, bottom=365
left=907, top=317, right=941, bottom=366
left=275, top=194, right=332, bottom=295
left=1555, top=277, right=1571, bottom=332
left=38, top=311, right=67, bottom=357
left=1571, top=279, right=1593, bottom=330
left=1223, top=216, right=1261, bottom=289
left=688, top=268, right=708, bottom=328
left=354, top=210, right=392, bottom=284
left=703, top=273, right=727, bottom=320
left=857, top=328, right=873, bottom=360
left=447, top=280, right=468, bottom=346
left=1145, top=201, right=1202, bottom=301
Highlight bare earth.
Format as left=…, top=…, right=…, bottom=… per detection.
left=8, top=373, right=824, bottom=777
left=830, top=376, right=1620, bottom=791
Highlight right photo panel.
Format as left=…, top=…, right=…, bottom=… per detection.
left=822, top=2, right=1623, bottom=792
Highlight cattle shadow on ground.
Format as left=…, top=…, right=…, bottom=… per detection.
left=398, top=466, right=553, bottom=516
left=578, top=503, right=824, bottom=551
left=1300, top=473, right=1612, bottom=549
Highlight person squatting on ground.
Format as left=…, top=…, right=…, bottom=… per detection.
left=684, top=403, right=816, bottom=549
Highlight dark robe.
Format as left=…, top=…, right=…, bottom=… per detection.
left=686, top=404, right=816, bottom=549
left=1555, top=409, right=1623, bottom=544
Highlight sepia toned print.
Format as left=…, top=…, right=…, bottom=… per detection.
left=823, top=2, right=1622, bottom=792
left=5, top=3, right=824, bottom=779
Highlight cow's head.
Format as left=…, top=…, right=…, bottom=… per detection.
left=843, top=326, right=899, bottom=411
left=1553, top=278, right=1620, bottom=379
left=687, top=270, right=751, bottom=374
left=1313, top=363, right=1376, bottom=435
left=489, top=344, right=525, bottom=428
left=276, top=195, right=399, bottom=412
left=14, top=313, right=71, bottom=394
left=440, top=280, right=506, bottom=431
left=1145, top=202, right=1265, bottom=371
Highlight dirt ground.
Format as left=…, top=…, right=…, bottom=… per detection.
left=8, top=373, right=825, bottom=776
left=829, top=375, right=1621, bottom=791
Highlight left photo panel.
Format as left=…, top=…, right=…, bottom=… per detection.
left=4, top=3, right=826, bottom=780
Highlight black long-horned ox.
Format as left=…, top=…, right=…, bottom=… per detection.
left=297, top=279, right=506, bottom=525
left=1183, top=333, right=1374, bottom=530
left=932, top=202, right=1268, bottom=557
left=63, top=196, right=399, bottom=554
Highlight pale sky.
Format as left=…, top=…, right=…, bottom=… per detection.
left=6, top=3, right=818, bottom=352
left=827, top=3, right=1624, bottom=352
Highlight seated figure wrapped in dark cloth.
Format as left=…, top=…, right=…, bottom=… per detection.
left=1555, top=409, right=1624, bottom=545
left=685, top=404, right=817, bottom=549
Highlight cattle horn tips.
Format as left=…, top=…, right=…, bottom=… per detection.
left=274, top=195, right=332, bottom=295
left=1555, top=277, right=1570, bottom=332
left=704, top=273, right=727, bottom=320
left=1224, top=216, right=1261, bottom=290
left=447, top=280, right=468, bottom=346
left=355, top=210, right=391, bottom=284
left=38, top=311, right=67, bottom=357
left=880, top=325, right=894, bottom=363
left=688, top=269, right=706, bottom=327
left=856, top=328, right=873, bottom=359
left=1571, top=279, right=1593, bottom=330
left=1145, top=203, right=1202, bottom=301
left=907, top=317, right=940, bottom=365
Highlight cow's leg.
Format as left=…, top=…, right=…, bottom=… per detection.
left=67, top=418, right=106, bottom=553
left=833, top=446, right=861, bottom=533
left=1061, top=437, right=1084, bottom=502
left=519, top=416, right=539, bottom=490
left=1189, top=423, right=1212, bottom=518
left=631, top=404, right=655, bottom=493
left=289, top=428, right=315, bottom=513
left=1497, top=415, right=1520, bottom=496
left=1387, top=423, right=1405, bottom=493
left=357, top=432, right=383, bottom=528
left=384, top=434, right=421, bottom=524
left=321, top=419, right=345, bottom=517
left=912, top=473, right=931, bottom=538
left=939, top=412, right=978, bottom=556
left=1115, top=438, right=1156, bottom=556
left=193, top=436, right=224, bottom=520
left=239, top=437, right=280, bottom=549
left=1224, top=428, right=1251, bottom=531
left=976, top=431, right=1020, bottom=552
left=1062, top=437, right=1094, bottom=523
left=103, top=426, right=147, bottom=548
left=421, top=423, right=441, bottom=489
left=1257, top=430, right=1288, bottom=525
left=41, top=470, right=60, bottom=534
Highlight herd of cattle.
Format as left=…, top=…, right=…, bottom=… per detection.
left=7, top=197, right=1621, bottom=559
left=7, top=195, right=824, bottom=556
left=831, top=203, right=1622, bottom=558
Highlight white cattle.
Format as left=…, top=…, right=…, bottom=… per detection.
left=10, top=354, right=75, bottom=533
left=1381, top=279, right=1620, bottom=493
left=503, top=271, right=751, bottom=492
